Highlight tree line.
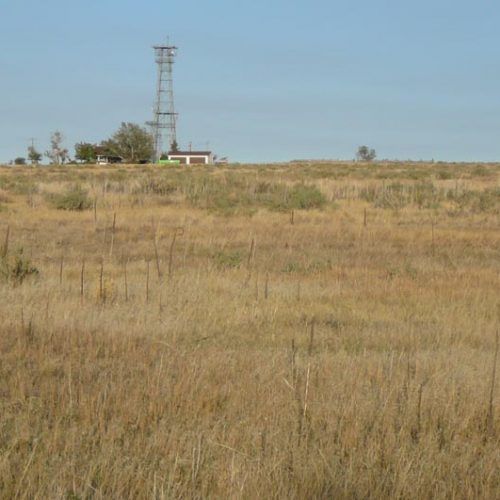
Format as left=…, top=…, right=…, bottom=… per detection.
left=14, top=122, right=154, bottom=165
left=14, top=124, right=378, bottom=165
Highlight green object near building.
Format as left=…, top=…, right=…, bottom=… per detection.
left=158, top=159, right=181, bottom=165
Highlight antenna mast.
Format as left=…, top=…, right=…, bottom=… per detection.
left=151, top=40, right=178, bottom=161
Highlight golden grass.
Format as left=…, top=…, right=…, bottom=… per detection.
left=0, top=162, right=499, bottom=498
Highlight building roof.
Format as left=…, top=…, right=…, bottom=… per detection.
left=168, top=151, right=212, bottom=156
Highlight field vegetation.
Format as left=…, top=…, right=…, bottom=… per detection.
left=0, top=161, right=499, bottom=498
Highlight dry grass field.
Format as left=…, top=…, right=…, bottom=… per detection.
left=0, top=161, right=499, bottom=499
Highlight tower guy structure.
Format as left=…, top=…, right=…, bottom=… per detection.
left=151, top=41, right=178, bottom=161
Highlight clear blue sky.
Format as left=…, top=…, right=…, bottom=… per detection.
left=1, top=0, right=499, bottom=163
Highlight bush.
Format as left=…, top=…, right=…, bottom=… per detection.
left=281, top=261, right=304, bottom=273
left=373, top=182, right=408, bottom=210
left=437, top=169, right=453, bottom=180
left=180, top=174, right=327, bottom=214
left=48, top=185, right=92, bottom=211
left=471, top=165, right=489, bottom=177
left=361, top=182, right=442, bottom=210
left=213, top=250, right=242, bottom=269
left=0, top=248, right=39, bottom=284
left=269, top=184, right=326, bottom=211
left=413, top=181, right=441, bottom=209
left=137, top=176, right=177, bottom=196
left=287, top=184, right=327, bottom=210
left=446, top=187, right=500, bottom=214
left=0, top=177, right=39, bottom=195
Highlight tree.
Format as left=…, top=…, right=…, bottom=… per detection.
left=170, top=139, right=179, bottom=153
left=102, top=123, right=154, bottom=163
left=27, top=145, right=42, bottom=165
left=75, top=142, right=96, bottom=163
left=14, top=157, right=26, bottom=165
left=356, top=145, right=377, bottom=162
left=45, top=131, right=69, bottom=165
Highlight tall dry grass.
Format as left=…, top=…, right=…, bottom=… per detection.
left=0, top=162, right=499, bottom=498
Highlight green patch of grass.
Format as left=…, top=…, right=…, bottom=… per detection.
left=282, top=258, right=333, bottom=274
left=272, top=184, right=326, bottom=211
left=471, top=165, right=489, bottom=177
left=47, top=185, right=92, bottom=211
left=0, top=248, right=39, bottom=285
left=281, top=261, right=304, bottom=273
left=0, top=176, right=39, bottom=195
left=213, top=250, right=243, bottom=269
left=182, top=174, right=326, bottom=213
left=447, top=187, right=500, bottom=213
left=436, top=169, right=454, bottom=180
left=405, top=169, right=429, bottom=181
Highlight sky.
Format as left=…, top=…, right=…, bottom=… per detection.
left=1, top=0, right=500, bottom=163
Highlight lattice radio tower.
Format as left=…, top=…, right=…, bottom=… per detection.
left=151, top=41, right=178, bottom=161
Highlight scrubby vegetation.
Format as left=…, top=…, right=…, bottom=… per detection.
left=0, top=248, right=39, bottom=284
left=46, top=184, right=92, bottom=211
left=0, top=161, right=498, bottom=498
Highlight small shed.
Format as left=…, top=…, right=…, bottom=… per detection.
left=96, top=154, right=123, bottom=165
left=94, top=146, right=123, bottom=165
left=167, top=151, right=213, bottom=165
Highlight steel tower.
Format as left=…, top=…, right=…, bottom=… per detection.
left=151, top=42, right=178, bottom=161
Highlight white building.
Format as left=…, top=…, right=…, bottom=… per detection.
left=167, top=151, right=213, bottom=165
left=96, top=154, right=123, bottom=165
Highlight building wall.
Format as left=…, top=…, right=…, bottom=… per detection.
left=168, top=154, right=212, bottom=165
left=168, top=156, right=187, bottom=164
left=189, top=156, right=207, bottom=164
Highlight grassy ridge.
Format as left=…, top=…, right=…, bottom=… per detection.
left=0, top=162, right=499, bottom=498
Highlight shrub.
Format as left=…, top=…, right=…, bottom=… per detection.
left=362, top=181, right=442, bottom=210
left=181, top=175, right=327, bottom=214
left=269, top=184, right=326, bottom=211
left=471, top=165, right=489, bottom=177
left=0, top=248, right=39, bottom=284
left=373, top=182, right=408, bottom=210
left=0, top=177, right=39, bottom=195
left=447, top=187, right=500, bottom=213
left=437, top=170, right=453, bottom=180
left=413, top=181, right=441, bottom=209
left=281, top=261, right=303, bottom=273
left=287, top=184, right=327, bottom=210
left=406, top=170, right=428, bottom=181
left=137, top=176, right=177, bottom=196
left=214, top=250, right=242, bottom=269
left=48, top=185, right=92, bottom=211
left=359, top=185, right=377, bottom=203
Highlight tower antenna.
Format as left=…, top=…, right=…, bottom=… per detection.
left=150, top=39, right=178, bottom=162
